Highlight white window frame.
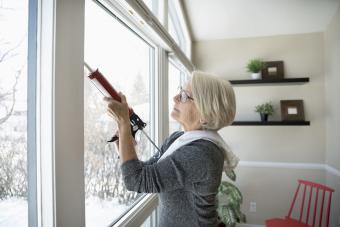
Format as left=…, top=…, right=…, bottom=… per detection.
left=155, top=48, right=169, bottom=143
left=168, top=53, right=191, bottom=77
left=167, top=57, right=187, bottom=134
left=28, top=0, right=38, bottom=226
left=32, top=0, right=192, bottom=225
left=112, top=194, right=159, bottom=227
left=87, top=0, right=193, bottom=225
left=84, top=1, right=159, bottom=226
left=168, top=0, right=192, bottom=59
left=96, top=0, right=173, bottom=147
left=123, top=0, right=194, bottom=72
left=86, top=1, right=172, bottom=225
left=36, top=0, right=86, bottom=226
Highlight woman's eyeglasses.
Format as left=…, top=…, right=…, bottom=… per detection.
left=176, top=87, right=194, bottom=103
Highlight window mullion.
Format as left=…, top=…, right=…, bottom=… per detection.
left=38, top=0, right=86, bottom=226
left=155, top=48, right=169, bottom=144
left=37, top=0, right=56, bottom=225
left=28, top=0, right=39, bottom=226
left=53, top=0, right=86, bottom=226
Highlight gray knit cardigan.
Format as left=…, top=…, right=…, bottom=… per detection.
left=121, top=131, right=224, bottom=227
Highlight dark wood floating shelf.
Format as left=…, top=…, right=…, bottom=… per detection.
left=232, top=121, right=310, bottom=126
left=229, top=77, right=309, bottom=85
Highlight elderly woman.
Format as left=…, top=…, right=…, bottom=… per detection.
left=105, top=71, right=238, bottom=227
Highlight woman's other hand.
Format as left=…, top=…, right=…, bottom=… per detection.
left=112, top=130, right=137, bottom=156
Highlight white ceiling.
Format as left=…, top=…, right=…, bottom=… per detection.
left=182, top=0, right=340, bottom=41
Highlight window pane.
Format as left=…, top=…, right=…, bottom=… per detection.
left=168, top=0, right=187, bottom=52
left=168, top=14, right=181, bottom=47
left=84, top=1, right=154, bottom=226
left=143, top=0, right=160, bottom=19
left=168, top=62, right=182, bottom=134
left=140, top=207, right=157, bottom=227
left=0, top=0, right=28, bottom=226
left=143, top=0, right=153, bottom=13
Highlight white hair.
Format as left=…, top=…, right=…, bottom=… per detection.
left=191, top=71, right=236, bottom=131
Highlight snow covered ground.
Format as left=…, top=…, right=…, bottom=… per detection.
left=86, top=196, right=130, bottom=227
left=0, top=198, right=27, bottom=227
left=0, top=197, right=130, bottom=227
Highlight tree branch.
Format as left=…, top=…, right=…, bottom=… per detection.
left=0, top=65, right=23, bottom=125
left=0, top=91, right=11, bottom=101
left=0, top=35, right=25, bottom=63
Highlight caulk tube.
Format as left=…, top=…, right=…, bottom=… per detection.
left=87, top=69, right=133, bottom=116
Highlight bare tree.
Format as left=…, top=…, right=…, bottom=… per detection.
left=0, top=67, right=22, bottom=125
left=0, top=35, right=25, bottom=125
left=0, top=36, right=24, bottom=62
left=0, top=2, right=28, bottom=199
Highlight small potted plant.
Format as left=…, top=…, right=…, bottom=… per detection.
left=255, top=102, right=274, bottom=122
left=246, top=59, right=265, bottom=79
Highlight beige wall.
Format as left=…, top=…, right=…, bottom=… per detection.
left=325, top=6, right=340, bottom=227
left=325, top=4, right=340, bottom=174
left=230, top=168, right=325, bottom=225
left=193, top=33, right=334, bottom=225
left=326, top=173, right=340, bottom=227
left=194, top=33, right=326, bottom=163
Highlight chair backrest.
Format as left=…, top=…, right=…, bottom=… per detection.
left=286, top=179, right=335, bottom=227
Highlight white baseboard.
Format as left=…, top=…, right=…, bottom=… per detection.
left=325, top=164, right=340, bottom=178
left=239, top=161, right=324, bottom=169
left=239, top=161, right=340, bottom=178
left=236, top=224, right=265, bottom=227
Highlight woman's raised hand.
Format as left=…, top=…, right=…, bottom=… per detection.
left=104, top=92, right=130, bottom=128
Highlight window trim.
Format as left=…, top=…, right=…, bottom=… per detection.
left=94, top=0, right=154, bottom=48
left=168, top=1, right=185, bottom=48
left=112, top=194, right=158, bottom=227
left=85, top=1, right=159, bottom=226
left=168, top=0, right=192, bottom=59
left=31, top=0, right=190, bottom=226
left=155, top=48, right=169, bottom=144
left=168, top=53, right=191, bottom=76
left=28, top=0, right=38, bottom=226
left=108, top=194, right=151, bottom=226
left=90, top=1, right=190, bottom=225
left=94, top=0, right=169, bottom=151
left=99, top=0, right=166, bottom=51
left=37, top=0, right=56, bottom=225
left=123, top=0, right=194, bottom=72
left=37, top=0, right=86, bottom=226
left=168, top=58, right=185, bottom=134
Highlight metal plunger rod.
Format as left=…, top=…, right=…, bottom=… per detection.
left=140, top=130, right=161, bottom=153
left=84, top=62, right=94, bottom=73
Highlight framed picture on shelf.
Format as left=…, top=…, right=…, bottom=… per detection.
left=262, top=61, right=284, bottom=80
left=280, top=100, right=305, bottom=121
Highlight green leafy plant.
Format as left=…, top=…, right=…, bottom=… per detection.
left=255, top=102, right=274, bottom=115
left=217, top=170, right=246, bottom=227
left=246, top=59, right=265, bottom=73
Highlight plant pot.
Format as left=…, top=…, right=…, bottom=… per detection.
left=251, top=72, right=261, bottom=79
left=217, top=222, right=226, bottom=227
left=260, top=113, right=268, bottom=122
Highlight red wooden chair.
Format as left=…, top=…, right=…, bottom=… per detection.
left=266, top=179, right=334, bottom=227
